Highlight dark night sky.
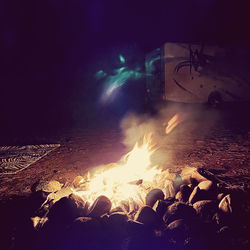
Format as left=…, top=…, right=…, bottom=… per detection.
left=1, top=0, right=250, bottom=133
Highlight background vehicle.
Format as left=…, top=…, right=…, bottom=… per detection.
left=145, top=43, right=250, bottom=106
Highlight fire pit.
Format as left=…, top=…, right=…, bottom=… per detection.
left=2, top=114, right=249, bottom=250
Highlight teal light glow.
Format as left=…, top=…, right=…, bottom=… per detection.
left=95, top=55, right=146, bottom=103
left=95, top=70, right=107, bottom=79
left=119, top=54, right=125, bottom=64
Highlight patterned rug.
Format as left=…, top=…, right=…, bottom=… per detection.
left=0, top=144, right=60, bottom=175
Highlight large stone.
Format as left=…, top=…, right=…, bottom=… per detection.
left=175, top=184, right=192, bottom=202
left=163, top=202, right=196, bottom=225
left=218, top=194, right=233, bottom=214
left=47, top=193, right=86, bottom=225
left=153, top=200, right=173, bottom=218
left=108, top=212, right=128, bottom=228
left=65, top=217, right=102, bottom=249
left=198, top=180, right=215, bottom=192
left=166, top=219, right=192, bottom=244
left=126, top=220, right=145, bottom=235
left=193, top=200, right=218, bottom=222
left=189, top=186, right=212, bottom=204
left=145, top=189, right=164, bottom=207
left=88, top=195, right=112, bottom=218
left=35, top=180, right=62, bottom=193
left=191, top=169, right=208, bottom=183
left=72, top=176, right=84, bottom=189
left=135, top=205, right=163, bottom=229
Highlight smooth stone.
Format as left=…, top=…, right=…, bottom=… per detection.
left=217, top=193, right=225, bottom=201
left=47, top=193, right=86, bottom=224
left=135, top=205, right=163, bottom=229
left=175, top=184, right=192, bottom=202
left=166, top=219, right=192, bottom=243
left=163, top=202, right=196, bottom=225
left=189, top=186, right=212, bottom=204
left=35, top=180, right=62, bottom=193
left=108, top=212, right=128, bottom=228
left=72, top=176, right=84, bottom=188
left=88, top=195, right=112, bottom=218
left=191, top=169, right=208, bottom=183
left=218, top=194, right=233, bottom=214
left=153, top=200, right=173, bottom=218
left=193, top=200, right=218, bottom=221
left=126, top=220, right=145, bottom=235
left=198, top=180, right=215, bottom=192
left=145, top=188, right=164, bottom=207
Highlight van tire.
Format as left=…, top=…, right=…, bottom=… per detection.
left=208, top=91, right=222, bottom=108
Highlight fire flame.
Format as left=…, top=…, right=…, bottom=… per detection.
left=74, top=134, right=161, bottom=208
left=72, top=114, right=186, bottom=209
left=165, top=113, right=185, bottom=134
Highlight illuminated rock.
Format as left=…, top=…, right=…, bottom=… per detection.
left=163, top=202, right=196, bottom=225
left=135, top=205, right=163, bottom=229
left=72, top=175, right=84, bottom=188
left=145, top=188, right=164, bottom=207
left=88, top=195, right=112, bottom=218
left=198, top=180, right=216, bottom=192
left=175, top=184, right=192, bottom=202
left=189, top=186, right=210, bottom=204
left=35, top=180, right=62, bottom=193
left=47, top=193, right=86, bottom=225
left=193, top=200, right=218, bottom=222
left=153, top=200, right=173, bottom=218
left=218, top=194, right=233, bottom=214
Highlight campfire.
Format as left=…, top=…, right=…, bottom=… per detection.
left=19, top=113, right=249, bottom=250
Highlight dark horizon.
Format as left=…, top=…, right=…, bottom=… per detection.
left=1, top=0, right=250, bottom=137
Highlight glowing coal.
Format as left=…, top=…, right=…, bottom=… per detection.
left=73, top=134, right=161, bottom=208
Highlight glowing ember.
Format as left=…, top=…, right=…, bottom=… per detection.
left=73, top=134, right=161, bottom=208
left=165, top=113, right=185, bottom=134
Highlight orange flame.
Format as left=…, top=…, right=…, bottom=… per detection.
left=165, top=113, right=185, bottom=134
left=74, top=134, right=161, bottom=208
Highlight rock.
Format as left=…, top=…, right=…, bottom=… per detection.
left=216, top=226, right=233, bottom=249
left=191, top=169, right=208, bottom=183
left=110, top=206, right=125, bottom=214
left=72, top=176, right=84, bottom=188
left=189, top=186, right=212, bottom=204
left=47, top=193, right=86, bottom=225
left=173, top=174, right=183, bottom=193
left=65, top=217, right=102, bottom=249
left=108, top=212, right=128, bottom=228
left=218, top=194, right=233, bottom=214
left=153, top=200, right=173, bottom=218
left=88, top=195, right=112, bottom=218
left=145, top=189, right=164, bottom=207
left=166, top=219, right=192, bottom=244
left=35, top=180, right=62, bottom=193
left=135, top=205, right=163, bottom=229
left=193, top=200, right=218, bottom=222
left=212, top=212, right=229, bottom=227
left=189, top=178, right=199, bottom=190
left=163, top=202, right=196, bottom=225
left=175, top=184, right=192, bottom=202
left=73, top=216, right=101, bottom=231
left=108, top=212, right=128, bottom=237
left=126, top=220, right=145, bottom=235
left=198, top=180, right=215, bottom=192
left=165, top=180, right=176, bottom=198
left=217, top=193, right=225, bottom=201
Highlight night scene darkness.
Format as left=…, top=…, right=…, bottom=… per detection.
left=1, top=0, right=250, bottom=136
left=1, top=1, right=250, bottom=250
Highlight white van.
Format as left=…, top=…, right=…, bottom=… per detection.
left=145, top=43, right=250, bottom=106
